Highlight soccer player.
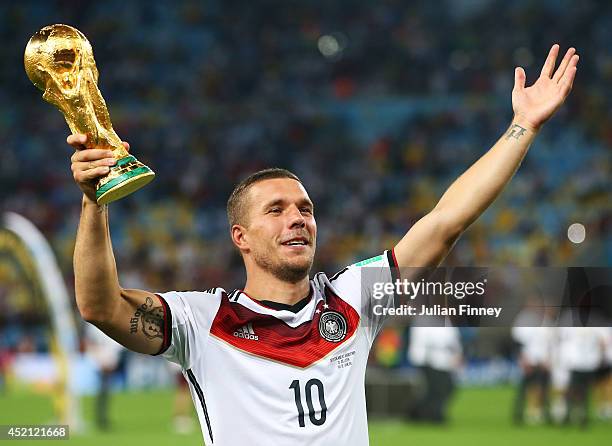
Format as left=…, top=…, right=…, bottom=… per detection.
left=84, top=323, right=124, bottom=430
left=68, top=45, right=577, bottom=445
left=560, top=326, right=608, bottom=427
left=511, top=314, right=554, bottom=424
left=408, top=317, right=463, bottom=423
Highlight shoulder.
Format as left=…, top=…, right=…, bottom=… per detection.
left=160, top=287, right=225, bottom=300
left=319, top=250, right=396, bottom=288
left=157, top=288, right=225, bottom=321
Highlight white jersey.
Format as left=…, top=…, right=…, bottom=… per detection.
left=511, top=326, right=554, bottom=367
left=558, top=327, right=607, bottom=372
left=155, top=251, right=397, bottom=445
left=409, top=322, right=462, bottom=372
left=85, top=323, right=123, bottom=370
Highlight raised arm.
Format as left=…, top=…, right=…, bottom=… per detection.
left=394, top=44, right=579, bottom=268
left=69, top=134, right=165, bottom=354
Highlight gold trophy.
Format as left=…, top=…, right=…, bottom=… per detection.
left=24, top=24, right=154, bottom=205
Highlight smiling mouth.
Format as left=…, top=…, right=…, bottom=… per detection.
left=281, top=240, right=308, bottom=246
left=280, top=235, right=310, bottom=247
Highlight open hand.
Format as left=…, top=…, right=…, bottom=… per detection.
left=512, top=44, right=579, bottom=130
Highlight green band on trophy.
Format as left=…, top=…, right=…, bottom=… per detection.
left=96, top=166, right=155, bottom=204
left=116, top=155, right=137, bottom=167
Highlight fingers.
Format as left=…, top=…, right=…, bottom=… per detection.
left=514, top=67, right=526, bottom=91
left=67, top=133, right=88, bottom=150
left=558, top=52, right=579, bottom=97
left=67, top=133, right=131, bottom=153
left=71, top=149, right=114, bottom=163
left=559, top=63, right=578, bottom=97
left=67, top=134, right=126, bottom=193
left=71, top=158, right=116, bottom=182
left=552, top=47, right=576, bottom=82
left=73, top=164, right=112, bottom=182
left=540, top=44, right=559, bottom=78
left=74, top=158, right=117, bottom=170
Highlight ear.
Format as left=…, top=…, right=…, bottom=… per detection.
left=231, top=224, right=250, bottom=252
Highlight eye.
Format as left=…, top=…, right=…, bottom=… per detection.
left=268, top=207, right=282, bottom=214
left=300, top=207, right=313, bottom=214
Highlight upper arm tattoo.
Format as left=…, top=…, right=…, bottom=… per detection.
left=130, top=296, right=164, bottom=339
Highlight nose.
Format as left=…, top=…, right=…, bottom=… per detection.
left=287, top=205, right=306, bottom=229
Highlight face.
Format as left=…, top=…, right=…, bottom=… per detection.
left=235, top=178, right=317, bottom=283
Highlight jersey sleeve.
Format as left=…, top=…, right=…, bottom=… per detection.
left=328, top=249, right=399, bottom=347
left=153, top=289, right=222, bottom=369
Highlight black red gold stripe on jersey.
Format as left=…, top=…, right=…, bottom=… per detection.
left=209, top=288, right=359, bottom=368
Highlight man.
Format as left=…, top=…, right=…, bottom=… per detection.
left=511, top=308, right=555, bottom=425
left=84, top=323, right=124, bottom=430
left=560, top=326, right=608, bottom=427
left=408, top=317, right=462, bottom=423
left=593, top=327, right=612, bottom=421
left=68, top=45, right=577, bottom=445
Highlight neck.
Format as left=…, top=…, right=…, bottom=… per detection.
left=243, top=270, right=310, bottom=306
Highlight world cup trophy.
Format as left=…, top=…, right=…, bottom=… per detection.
left=24, top=24, right=154, bottom=205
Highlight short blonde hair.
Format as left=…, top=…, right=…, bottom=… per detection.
left=226, top=168, right=301, bottom=227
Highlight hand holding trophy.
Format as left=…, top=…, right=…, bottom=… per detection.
left=24, top=24, right=154, bottom=205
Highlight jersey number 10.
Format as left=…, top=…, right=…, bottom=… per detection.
left=289, top=379, right=327, bottom=427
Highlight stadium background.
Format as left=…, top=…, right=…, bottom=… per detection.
left=0, top=0, right=611, bottom=444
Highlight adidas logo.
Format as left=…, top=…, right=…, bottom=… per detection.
left=233, top=323, right=259, bottom=341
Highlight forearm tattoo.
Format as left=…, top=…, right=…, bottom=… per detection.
left=505, top=124, right=527, bottom=140
left=129, top=296, right=164, bottom=339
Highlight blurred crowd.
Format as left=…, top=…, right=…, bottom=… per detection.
left=0, top=1, right=611, bottom=368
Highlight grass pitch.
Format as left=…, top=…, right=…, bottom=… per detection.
left=1, top=386, right=610, bottom=445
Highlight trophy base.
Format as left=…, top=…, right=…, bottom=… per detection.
left=96, top=155, right=155, bottom=205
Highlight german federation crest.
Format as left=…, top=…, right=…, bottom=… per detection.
left=319, top=310, right=347, bottom=342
